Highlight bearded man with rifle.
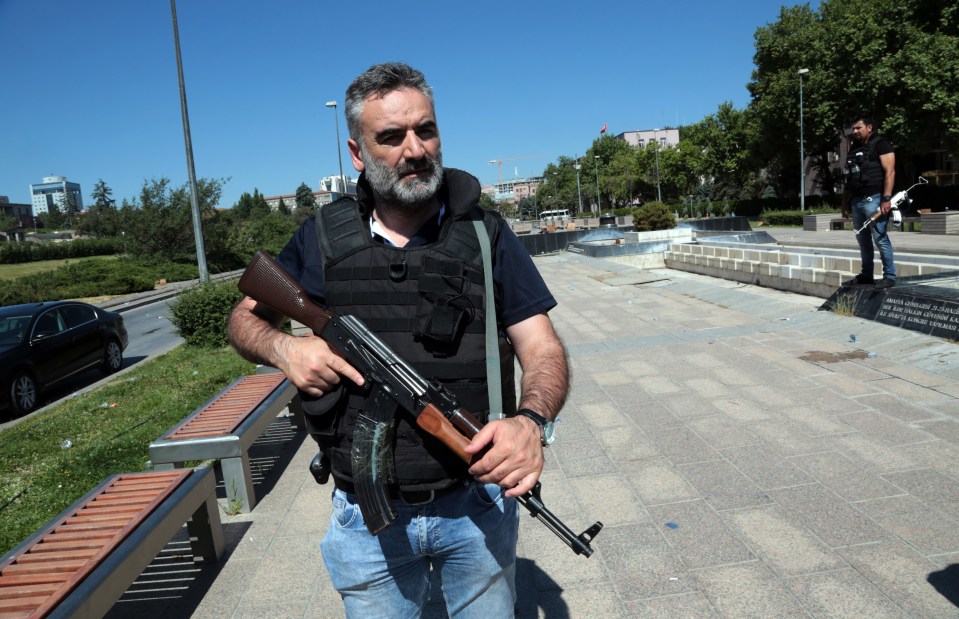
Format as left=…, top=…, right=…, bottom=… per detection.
left=228, top=63, right=582, bottom=617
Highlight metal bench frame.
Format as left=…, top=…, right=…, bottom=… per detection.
left=0, top=468, right=223, bottom=619
left=148, top=370, right=302, bottom=513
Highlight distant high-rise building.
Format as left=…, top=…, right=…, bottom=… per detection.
left=30, top=176, right=83, bottom=215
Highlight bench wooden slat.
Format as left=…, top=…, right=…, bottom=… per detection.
left=0, top=595, right=46, bottom=614
left=160, top=373, right=286, bottom=441
left=0, top=470, right=190, bottom=618
left=1, top=560, right=89, bottom=576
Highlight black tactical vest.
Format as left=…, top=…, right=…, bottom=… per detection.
left=845, top=134, right=884, bottom=196
left=308, top=197, right=517, bottom=490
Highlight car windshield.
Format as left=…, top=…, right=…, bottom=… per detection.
left=0, top=315, right=30, bottom=346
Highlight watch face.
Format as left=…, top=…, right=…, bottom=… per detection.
left=542, top=421, right=556, bottom=445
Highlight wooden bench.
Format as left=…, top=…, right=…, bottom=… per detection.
left=0, top=468, right=223, bottom=618
left=830, top=218, right=852, bottom=230
left=148, top=371, right=302, bottom=513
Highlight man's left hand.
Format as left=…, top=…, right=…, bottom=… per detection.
left=464, top=416, right=544, bottom=498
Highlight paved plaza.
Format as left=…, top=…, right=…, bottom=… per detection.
left=110, top=229, right=959, bottom=618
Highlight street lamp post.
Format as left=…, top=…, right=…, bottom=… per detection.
left=653, top=128, right=662, bottom=203
left=325, top=101, right=347, bottom=197
left=594, top=155, right=601, bottom=213
left=574, top=158, right=583, bottom=216
left=798, top=68, right=809, bottom=211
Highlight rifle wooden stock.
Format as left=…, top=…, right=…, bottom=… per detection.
left=239, top=250, right=333, bottom=335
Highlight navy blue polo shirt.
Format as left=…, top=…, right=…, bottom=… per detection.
left=275, top=211, right=556, bottom=329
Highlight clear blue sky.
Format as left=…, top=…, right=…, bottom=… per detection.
left=0, top=0, right=808, bottom=210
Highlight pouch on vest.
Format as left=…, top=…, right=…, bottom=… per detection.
left=414, top=256, right=474, bottom=348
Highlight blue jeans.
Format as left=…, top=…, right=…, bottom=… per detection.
left=851, top=193, right=896, bottom=281
left=320, top=482, right=519, bottom=618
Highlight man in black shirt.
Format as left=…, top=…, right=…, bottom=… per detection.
left=842, top=115, right=897, bottom=288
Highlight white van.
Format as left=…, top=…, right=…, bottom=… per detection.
left=539, top=209, right=571, bottom=230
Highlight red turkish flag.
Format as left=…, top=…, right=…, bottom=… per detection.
left=600, top=123, right=607, bottom=134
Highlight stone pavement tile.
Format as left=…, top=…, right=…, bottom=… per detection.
left=685, top=351, right=727, bottom=369
left=276, top=481, right=331, bottom=537
left=566, top=375, right=615, bottom=409
left=220, top=516, right=282, bottom=562
left=678, top=460, right=773, bottom=511
left=624, top=592, right=718, bottom=618
left=837, top=410, right=937, bottom=446
left=838, top=540, right=959, bottom=618
left=550, top=410, right=597, bottom=443
left=747, top=419, right=838, bottom=458
left=782, top=407, right=854, bottom=438
left=857, top=393, right=944, bottom=423
left=620, top=458, right=701, bottom=506
left=857, top=495, right=959, bottom=556
left=740, top=384, right=799, bottom=409
left=237, top=533, right=326, bottom=608
left=591, top=369, right=637, bottom=387
left=785, top=568, right=909, bottom=618
left=594, top=424, right=662, bottom=463
left=789, top=386, right=873, bottom=416
left=625, top=401, right=684, bottom=433
left=683, top=377, right=738, bottom=399
left=720, top=444, right=815, bottom=490
left=517, top=524, right=608, bottom=591
left=916, top=419, right=959, bottom=446
left=814, top=371, right=885, bottom=397
left=755, top=369, right=818, bottom=394
left=532, top=468, right=581, bottom=520
left=825, top=359, right=895, bottom=382
left=232, top=602, right=311, bottom=618
left=877, top=363, right=955, bottom=388
left=895, top=441, right=959, bottom=481
left=577, top=400, right=632, bottom=429
left=881, top=468, right=959, bottom=521
left=874, top=377, right=958, bottom=404
left=786, top=451, right=904, bottom=502
left=662, top=393, right=723, bottom=420
left=929, top=551, right=959, bottom=569
left=722, top=505, right=844, bottom=576
left=645, top=426, right=721, bottom=465
left=176, top=556, right=258, bottom=619
left=828, top=433, right=919, bottom=474
left=686, top=414, right=760, bottom=450
left=692, top=562, right=809, bottom=618
left=768, top=483, right=892, bottom=548
left=711, top=397, right=772, bottom=423
left=599, top=522, right=691, bottom=601
left=567, top=474, right=650, bottom=527
left=524, top=582, right=628, bottom=619
left=617, top=358, right=661, bottom=378
left=929, top=398, right=959, bottom=418
left=638, top=375, right=686, bottom=396
left=603, top=381, right=660, bottom=411
left=710, top=366, right=757, bottom=387
left=647, top=500, right=755, bottom=569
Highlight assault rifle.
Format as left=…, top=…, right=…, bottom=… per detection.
left=238, top=251, right=602, bottom=557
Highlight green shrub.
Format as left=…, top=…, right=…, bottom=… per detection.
left=0, top=238, right=123, bottom=264
left=169, top=280, right=242, bottom=347
left=632, top=201, right=677, bottom=231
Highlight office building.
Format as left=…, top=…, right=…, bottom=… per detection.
left=30, top=176, right=83, bottom=215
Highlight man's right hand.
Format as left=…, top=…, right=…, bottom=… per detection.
left=274, top=332, right=365, bottom=397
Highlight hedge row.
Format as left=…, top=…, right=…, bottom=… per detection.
left=0, top=238, right=123, bottom=264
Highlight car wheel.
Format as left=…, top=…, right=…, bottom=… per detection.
left=10, top=371, right=38, bottom=417
left=101, top=339, right=123, bottom=374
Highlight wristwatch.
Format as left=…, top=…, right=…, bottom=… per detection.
left=510, top=408, right=556, bottom=446
left=882, top=195, right=893, bottom=202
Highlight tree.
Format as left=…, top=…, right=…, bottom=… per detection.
left=80, top=179, right=119, bottom=238
left=125, top=177, right=225, bottom=262
left=749, top=0, right=959, bottom=197
left=250, top=189, right=271, bottom=218
left=295, top=182, right=316, bottom=215
left=233, top=192, right=254, bottom=219
left=277, top=197, right=290, bottom=215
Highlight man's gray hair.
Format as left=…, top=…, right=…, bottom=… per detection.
left=345, top=62, right=434, bottom=141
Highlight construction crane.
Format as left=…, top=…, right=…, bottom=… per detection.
left=487, top=154, right=549, bottom=188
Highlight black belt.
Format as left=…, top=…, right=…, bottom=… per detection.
left=332, top=477, right=465, bottom=506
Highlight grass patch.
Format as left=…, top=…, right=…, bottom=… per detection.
left=0, top=345, right=254, bottom=555
left=0, top=255, right=119, bottom=281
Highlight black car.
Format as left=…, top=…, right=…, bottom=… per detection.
left=0, top=301, right=129, bottom=417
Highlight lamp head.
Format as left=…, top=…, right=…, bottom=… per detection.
left=325, top=101, right=337, bottom=108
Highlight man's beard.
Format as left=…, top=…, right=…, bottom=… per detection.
left=362, top=147, right=444, bottom=209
